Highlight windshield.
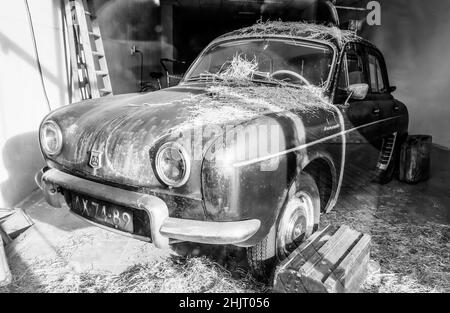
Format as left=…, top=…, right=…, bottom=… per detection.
left=184, top=38, right=334, bottom=87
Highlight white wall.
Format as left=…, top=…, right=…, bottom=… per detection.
left=0, top=0, right=69, bottom=207
left=366, top=0, right=450, bottom=148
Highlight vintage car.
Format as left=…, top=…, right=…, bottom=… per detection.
left=36, top=22, right=408, bottom=276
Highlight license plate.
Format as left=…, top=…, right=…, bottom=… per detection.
left=70, top=193, right=134, bottom=233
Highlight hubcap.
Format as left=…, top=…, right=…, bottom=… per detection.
left=277, top=192, right=315, bottom=259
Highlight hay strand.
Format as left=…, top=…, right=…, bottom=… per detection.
left=173, top=54, right=335, bottom=133
left=223, top=20, right=361, bottom=48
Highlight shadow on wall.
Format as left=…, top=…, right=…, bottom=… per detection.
left=1, top=131, right=45, bottom=207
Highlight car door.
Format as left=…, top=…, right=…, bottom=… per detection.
left=365, top=47, right=403, bottom=172
left=365, top=47, right=397, bottom=138
left=334, top=43, right=381, bottom=185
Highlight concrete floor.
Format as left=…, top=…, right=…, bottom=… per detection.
left=2, top=146, right=449, bottom=292
left=335, top=145, right=449, bottom=226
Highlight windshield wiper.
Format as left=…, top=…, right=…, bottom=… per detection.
left=187, top=73, right=313, bottom=89
left=186, top=73, right=223, bottom=82
left=250, top=78, right=302, bottom=89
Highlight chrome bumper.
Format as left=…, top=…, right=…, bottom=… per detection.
left=35, top=168, right=260, bottom=248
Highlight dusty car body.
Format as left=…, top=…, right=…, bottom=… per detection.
left=36, top=22, right=408, bottom=271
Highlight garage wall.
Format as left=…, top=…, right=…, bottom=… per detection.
left=93, top=0, right=169, bottom=93
left=365, top=0, right=450, bottom=148
left=0, top=0, right=69, bottom=207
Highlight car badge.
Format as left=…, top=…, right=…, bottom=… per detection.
left=89, top=150, right=102, bottom=169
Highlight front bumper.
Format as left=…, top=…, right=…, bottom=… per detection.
left=35, top=168, right=260, bottom=248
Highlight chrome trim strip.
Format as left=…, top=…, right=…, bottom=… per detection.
left=34, top=168, right=46, bottom=190
left=160, top=218, right=261, bottom=245
left=330, top=105, right=346, bottom=213
left=232, top=116, right=398, bottom=168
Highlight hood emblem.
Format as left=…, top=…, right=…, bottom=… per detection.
left=89, top=150, right=102, bottom=169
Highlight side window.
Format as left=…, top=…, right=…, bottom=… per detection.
left=346, top=45, right=367, bottom=85
left=368, top=52, right=387, bottom=93
left=376, top=61, right=385, bottom=91
left=337, top=44, right=367, bottom=90
left=337, top=55, right=348, bottom=89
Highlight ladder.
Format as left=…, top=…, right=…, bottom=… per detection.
left=64, top=0, right=112, bottom=102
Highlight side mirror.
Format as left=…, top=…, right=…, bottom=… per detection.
left=347, top=83, right=369, bottom=100
left=388, top=86, right=397, bottom=93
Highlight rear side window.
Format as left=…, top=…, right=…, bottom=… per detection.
left=338, top=44, right=368, bottom=89
left=346, top=45, right=367, bottom=85
left=368, top=52, right=386, bottom=93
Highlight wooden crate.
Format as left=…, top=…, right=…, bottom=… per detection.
left=0, top=208, right=34, bottom=240
left=0, top=237, right=11, bottom=287
left=273, top=225, right=371, bottom=293
left=399, top=135, right=432, bottom=184
left=0, top=207, right=34, bottom=287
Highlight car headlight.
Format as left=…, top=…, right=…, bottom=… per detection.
left=40, top=120, right=63, bottom=156
left=155, top=142, right=191, bottom=187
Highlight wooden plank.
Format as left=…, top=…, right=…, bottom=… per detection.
left=334, top=234, right=371, bottom=283
left=0, top=227, right=12, bottom=246
left=299, top=225, right=350, bottom=276
left=273, top=225, right=371, bottom=293
left=343, top=251, right=370, bottom=293
left=277, top=225, right=335, bottom=272
left=323, top=233, right=371, bottom=292
left=288, top=227, right=333, bottom=271
left=0, top=209, right=14, bottom=222
left=0, top=208, right=34, bottom=240
left=306, top=228, right=360, bottom=287
left=0, top=238, right=11, bottom=287
left=273, top=226, right=335, bottom=293
left=273, top=270, right=308, bottom=293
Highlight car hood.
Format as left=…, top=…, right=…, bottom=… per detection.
left=43, top=83, right=335, bottom=188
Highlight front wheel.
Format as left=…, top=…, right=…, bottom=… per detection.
left=246, top=173, right=320, bottom=280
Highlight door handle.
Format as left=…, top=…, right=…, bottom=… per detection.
left=393, top=105, right=400, bottom=111
left=372, top=108, right=381, bottom=115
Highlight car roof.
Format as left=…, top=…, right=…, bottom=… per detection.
left=218, top=21, right=367, bottom=50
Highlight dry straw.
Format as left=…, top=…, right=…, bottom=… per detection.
left=171, top=20, right=360, bottom=132
left=223, top=20, right=361, bottom=48
left=173, top=53, right=336, bottom=133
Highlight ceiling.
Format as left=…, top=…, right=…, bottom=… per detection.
left=163, top=0, right=370, bottom=27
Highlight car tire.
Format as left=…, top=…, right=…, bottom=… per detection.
left=246, top=172, right=320, bottom=280
left=246, top=234, right=275, bottom=282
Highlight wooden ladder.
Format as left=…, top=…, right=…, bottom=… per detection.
left=64, top=0, right=112, bottom=102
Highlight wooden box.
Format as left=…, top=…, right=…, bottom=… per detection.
left=399, top=135, right=432, bottom=184
left=0, top=207, right=34, bottom=287
left=0, top=238, right=11, bottom=287
left=273, top=225, right=371, bottom=293
left=0, top=208, right=34, bottom=241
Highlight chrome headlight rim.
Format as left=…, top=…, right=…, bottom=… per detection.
left=40, top=120, right=63, bottom=156
left=155, top=142, right=191, bottom=188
